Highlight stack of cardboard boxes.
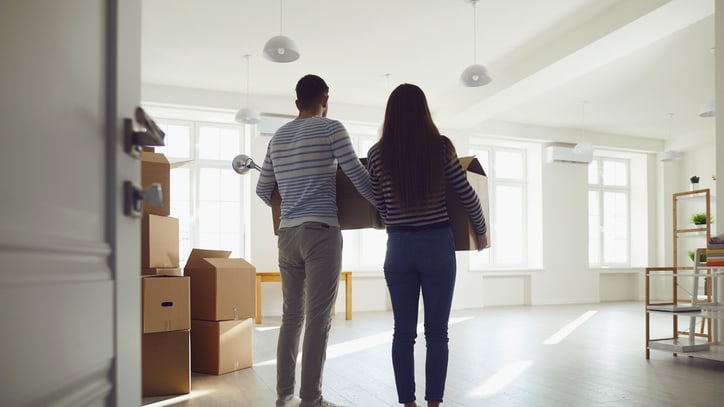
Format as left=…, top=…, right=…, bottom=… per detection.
left=184, top=249, right=256, bottom=375
left=140, top=150, right=190, bottom=397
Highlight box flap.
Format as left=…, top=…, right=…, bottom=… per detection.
left=184, top=248, right=232, bottom=269
left=203, top=257, right=255, bottom=270
left=170, top=159, right=192, bottom=169
left=458, top=156, right=486, bottom=176
left=142, top=150, right=170, bottom=165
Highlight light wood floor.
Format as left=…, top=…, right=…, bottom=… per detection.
left=142, top=302, right=724, bottom=406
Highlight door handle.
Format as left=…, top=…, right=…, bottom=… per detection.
left=124, top=107, right=165, bottom=158
left=123, top=181, right=163, bottom=217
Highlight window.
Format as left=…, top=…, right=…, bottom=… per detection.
left=588, top=157, right=629, bottom=266
left=468, top=146, right=528, bottom=268
left=153, top=119, right=248, bottom=265
left=341, top=128, right=386, bottom=270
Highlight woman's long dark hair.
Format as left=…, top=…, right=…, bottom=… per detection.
left=379, top=83, right=453, bottom=211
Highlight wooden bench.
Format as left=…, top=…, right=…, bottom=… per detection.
left=255, top=271, right=352, bottom=324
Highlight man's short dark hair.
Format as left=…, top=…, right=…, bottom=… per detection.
left=295, top=74, right=329, bottom=110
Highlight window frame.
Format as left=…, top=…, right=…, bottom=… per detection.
left=587, top=156, right=631, bottom=268
left=468, top=144, right=529, bottom=269
left=152, top=116, right=250, bottom=266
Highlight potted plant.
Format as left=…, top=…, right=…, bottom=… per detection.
left=690, top=175, right=700, bottom=191
left=688, top=250, right=707, bottom=263
left=690, top=212, right=714, bottom=226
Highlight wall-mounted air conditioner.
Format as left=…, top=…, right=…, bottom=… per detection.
left=544, top=143, right=594, bottom=164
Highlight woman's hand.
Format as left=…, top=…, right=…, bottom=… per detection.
left=475, top=234, right=488, bottom=251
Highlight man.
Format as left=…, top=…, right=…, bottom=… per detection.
left=256, top=74, right=376, bottom=407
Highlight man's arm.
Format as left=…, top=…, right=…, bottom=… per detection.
left=329, top=123, right=376, bottom=206
left=255, top=143, right=276, bottom=206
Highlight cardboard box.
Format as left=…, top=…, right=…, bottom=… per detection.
left=141, top=150, right=171, bottom=216
left=270, top=162, right=383, bottom=234
left=142, top=276, right=190, bottom=334
left=446, top=156, right=491, bottom=251
left=141, top=214, right=179, bottom=268
left=183, top=249, right=256, bottom=321
left=191, top=318, right=253, bottom=375
left=142, top=329, right=190, bottom=397
left=142, top=267, right=183, bottom=277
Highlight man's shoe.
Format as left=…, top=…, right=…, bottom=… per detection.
left=276, top=395, right=300, bottom=407
left=318, top=399, right=345, bottom=407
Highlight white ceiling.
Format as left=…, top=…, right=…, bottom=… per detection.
left=141, top=0, right=717, bottom=149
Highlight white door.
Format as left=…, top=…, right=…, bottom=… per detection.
left=0, top=1, right=142, bottom=406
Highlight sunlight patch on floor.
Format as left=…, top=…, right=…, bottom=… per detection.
left=254, top=316, right=474, bottom=366
left=543, top=310, right=597, bottom=345
left=466, top=360, right=533, bottom=399
left=255, top=325, right=281, bottom=332
left=144, top=389, right=216, bottom=406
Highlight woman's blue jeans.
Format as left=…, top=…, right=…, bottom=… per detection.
left=384, top=226, right=456, bottom=404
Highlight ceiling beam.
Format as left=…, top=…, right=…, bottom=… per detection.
left=435, top=0, right=714, bottom=129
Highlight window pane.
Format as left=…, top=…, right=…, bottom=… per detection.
left=198, top=126, right=221, bottom=160
left=495, top=151, right=523, bottom=179
left=198, top=126, right=241, bottom=161
left=200, top=168, right=221, bottom=199
left=469, top=247, right=490, bottom=268
left=588, top=191, right=600, bottom=264
left=156, top=123, right=191, bottom=159
left=220, top=169, right=241, bottom=202
left=170, top=167, right=190, bottom=202
left=359, top=229, right=386, bottom=267
left=219, top=128, right=241, bottom=161
left=495, top=185, right=523, bottom=264
left=359, top=136, right=378, bottom=158
left=588, top=159, right=599, bottom=184
left=219, top=202, right=240, bottom=234
left=341, top=230, right=359, bottom=267
left=602, top=160, right=627, bottom=186
left=198, top=201, right=220, bottom=234
left=603, top=191, right=628, bottom=263
left=471, top=149, right=489, bottom=175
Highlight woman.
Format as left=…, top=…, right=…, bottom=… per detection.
left=367, top=83, right=487, bottom=407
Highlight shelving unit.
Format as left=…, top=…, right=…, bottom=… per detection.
left=645, top=189, right=720, bottom=360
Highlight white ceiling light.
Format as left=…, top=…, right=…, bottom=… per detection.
left=263, top=0, right=299, bottom=63
left=460, top=0, right=491, bottom=87
left=698, top=99, right=715, bottom=118
left=235, top=54, right=260, bottom=125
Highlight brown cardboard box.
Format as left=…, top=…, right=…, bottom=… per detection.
left=142, top=267, right=183, bottom=277
left=142, top=329, right=190, bottom=397
left=191, top=318, right=253, bottom=375
left=141, top=150, right=171, bottom=216
left=270, top=163, right=383, bottom=235
left=447, top=156, right=491, bottom=251
left=141, top=214, right=179, bottom=268
left=183, top=249, right=256, bottom=321
left=142, top=276, right=190, bottom=333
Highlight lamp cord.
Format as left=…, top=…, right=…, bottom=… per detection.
left=473, top=1, right=477, bottom=64
left=245, top=55, right=251, bottom=106
left=279, top=0, right=283, bottom=35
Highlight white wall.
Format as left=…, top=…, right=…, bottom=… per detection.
left=142, top=82, right=710, bottom=314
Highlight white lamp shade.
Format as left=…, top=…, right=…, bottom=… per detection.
left=460, top=64, right=492, bottom=87
left=235, top=107, right=261, bottom=124
left=698, top=100, right=716, bottom=118
left=263, top=35, right=300, bottom=63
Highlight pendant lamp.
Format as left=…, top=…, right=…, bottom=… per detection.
left=235, top=54, right=261, bottom=124
left=263, top=0, right=299, bottom=63
left=460, top=0, right=491, bottom=87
